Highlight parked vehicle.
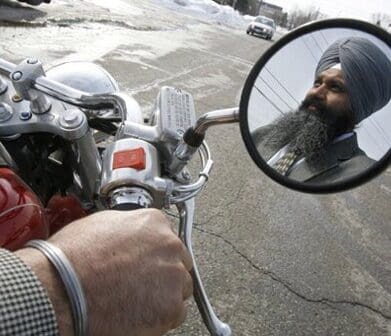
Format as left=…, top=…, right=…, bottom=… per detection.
left=0, top=18, right=389, bottom=336
left=247, top=15, right=276, bottom=40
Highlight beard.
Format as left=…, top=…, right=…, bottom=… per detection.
left=262, top=98, right=346, bottom=169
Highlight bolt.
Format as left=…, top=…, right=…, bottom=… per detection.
left=63, top=112, right=78, bottom=124
left=27, top=58, right=38, bottom=65
left=12, top=94, right=23, bottom=103
left=11, top=71, right=23, bottom=81
left=20, top=111, right=32, bottom=121
left=59, top=109, right=82, bottom=129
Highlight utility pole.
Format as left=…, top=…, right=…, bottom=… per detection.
left=257, top=0, right=264, bottom=15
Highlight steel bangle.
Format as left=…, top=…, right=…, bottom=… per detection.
left=25, top=239, right=88, bottom=336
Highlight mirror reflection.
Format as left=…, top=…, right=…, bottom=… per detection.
left=248, top=28, right=391, bottom=184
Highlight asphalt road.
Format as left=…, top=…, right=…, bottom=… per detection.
left=0, top=1, right=390, bottom=335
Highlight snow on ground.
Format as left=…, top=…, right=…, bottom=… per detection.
left=81, top=0, right=144, bottom=16
left=155, top=0, right=251, bottom=28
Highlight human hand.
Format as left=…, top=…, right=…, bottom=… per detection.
left=17, top=209, right=193, bottom=336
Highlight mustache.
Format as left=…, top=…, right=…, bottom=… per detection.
left=300, top=97, right=327, bottom=114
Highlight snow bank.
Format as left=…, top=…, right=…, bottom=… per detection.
left=156, top=0, right=250, bottom=28
left=82, top=0, right=143, bottom=16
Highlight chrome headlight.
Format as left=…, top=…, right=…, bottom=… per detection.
left=47, top=61, right=119, bottom=94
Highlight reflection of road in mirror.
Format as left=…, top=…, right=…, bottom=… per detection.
left=248, top=28, right=391, bottom=185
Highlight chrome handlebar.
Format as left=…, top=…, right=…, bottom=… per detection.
left=0, top=58, right=130, bottom=121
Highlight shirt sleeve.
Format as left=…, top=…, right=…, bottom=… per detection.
left=0, top=248, right=59, bottom=336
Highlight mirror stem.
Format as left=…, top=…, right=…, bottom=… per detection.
left=183, top=108, right=239, bottom=147
left=194, top=107, right=239, bottom=135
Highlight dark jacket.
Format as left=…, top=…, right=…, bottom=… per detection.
left=251, top=126, right=375, bottom=184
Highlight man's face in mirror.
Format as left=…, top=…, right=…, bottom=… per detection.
left=250, top=35, right=391, bottom=181
left=255, top=67, right=355, bottom=168
left=302, top=68, right=354, bottom=134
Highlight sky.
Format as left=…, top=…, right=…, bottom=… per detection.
left=266, top=0, right=391, bottom=22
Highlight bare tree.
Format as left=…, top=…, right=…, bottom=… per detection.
left=371, top=12, right=391, bottom=28
left=287, top=6, right=326, bottom=30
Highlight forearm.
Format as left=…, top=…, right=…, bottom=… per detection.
left=15, top=248, right=73, bottom=336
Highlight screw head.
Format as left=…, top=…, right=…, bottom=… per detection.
left=59, top=109, right=83, bottom=129
left=63, top=112, right=78, bottom=124
left=11, top=71, right=23, bottom=81
left=20, top=111, right=32, bottom=121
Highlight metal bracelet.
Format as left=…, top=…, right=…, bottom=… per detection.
left=25, top=240, right=88, bottom=336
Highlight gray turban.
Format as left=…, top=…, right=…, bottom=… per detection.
left=315, top=36, right=391, bottom=124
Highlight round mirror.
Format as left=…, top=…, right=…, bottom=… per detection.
left=240, top=19, right=391, bottom=193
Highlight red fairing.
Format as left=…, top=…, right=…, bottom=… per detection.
left=0, top=168, right=48, bottom=251
left=45, top=194, right=87, bottom=235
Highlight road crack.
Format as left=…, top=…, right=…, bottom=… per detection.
left=192, top=224, right=391, bottom=321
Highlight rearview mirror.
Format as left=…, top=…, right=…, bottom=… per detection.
left=240, top=19, right=391, bottom=193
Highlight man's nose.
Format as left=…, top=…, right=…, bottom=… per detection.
left=311, top=84, right=327, bottom=100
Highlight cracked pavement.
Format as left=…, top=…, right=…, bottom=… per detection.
left=1, top=0, right=390, bottom=335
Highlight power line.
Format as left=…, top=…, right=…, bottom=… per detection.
left=264, top=66, right=300, bottom=106
left=254, top=84, right=285, bottom=117
left=302, top=36, right=318, bottom=62
left=371, top=119, right=391, bottom=144
left=310, top=33, right=323, bottom=54
left=319, top=31, right=329, bottom=46
left=259, top=76, right=295, bottom=111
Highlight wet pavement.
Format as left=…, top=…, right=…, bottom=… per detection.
left=0, top=1, right=390, bottom=335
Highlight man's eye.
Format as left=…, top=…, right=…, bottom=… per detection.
left=331, top=85, right=344, bottom=92
left=313, top=81, right=321, bottom=87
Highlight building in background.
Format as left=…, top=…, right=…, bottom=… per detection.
left=259, top=1, right=283, bottom=18
left=258, top=1, right=287, bottom=27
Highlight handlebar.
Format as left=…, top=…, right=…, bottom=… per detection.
left=0, top=58, right=130, bottom=121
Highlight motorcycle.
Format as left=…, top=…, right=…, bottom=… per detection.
left=0, top=18, right=389, bottom=336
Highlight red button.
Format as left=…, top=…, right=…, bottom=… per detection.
left=112, top=148, right=146, bottom=170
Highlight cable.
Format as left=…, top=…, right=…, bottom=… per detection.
left=259, top=77, right=294, bottom=111
left=310, top=33, right=323, bottom=55
left=253, top=85, right=285, bottom=116
left=264, top=66, right=300, bottom=106
left=303, top=37, right=318, bottom=63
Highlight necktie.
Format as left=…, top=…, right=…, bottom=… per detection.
left=273, top=147, right=302, bottom=175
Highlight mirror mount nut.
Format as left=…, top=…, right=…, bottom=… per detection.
left=183, top=127, right=205, bottom=148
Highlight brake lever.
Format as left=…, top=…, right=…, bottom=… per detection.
left=177, top=199, right=232, bottom=336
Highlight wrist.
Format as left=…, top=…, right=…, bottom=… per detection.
left=16, top=248, right=74, bottom=336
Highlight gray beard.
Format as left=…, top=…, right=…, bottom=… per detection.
left=263, top=108, right=337, bottom=168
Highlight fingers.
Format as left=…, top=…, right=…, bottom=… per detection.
left=181, top=244, right=193, bottom=271
left=182, top=270, right=193, bottom=300
left=167, top=301, right=187, bottom=331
